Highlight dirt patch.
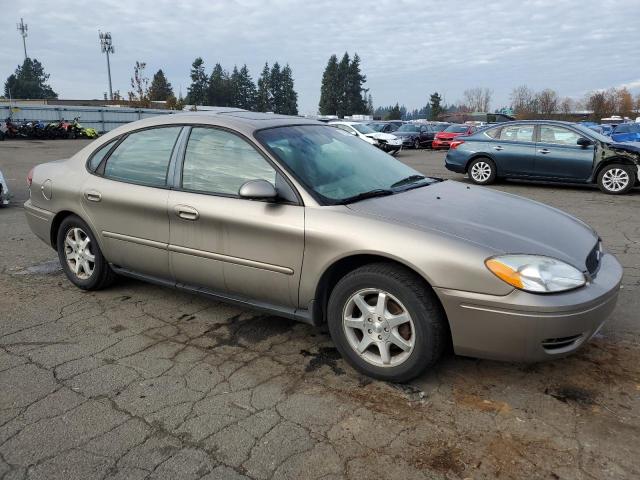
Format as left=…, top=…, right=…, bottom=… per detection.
left=453, top=388, right=512, bottom=414
left=544, top=385, right=595, bottom=406
left=412, top=445, right=466, bottom=476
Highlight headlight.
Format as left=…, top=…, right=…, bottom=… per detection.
left=485, top=255, right=586, bottom=293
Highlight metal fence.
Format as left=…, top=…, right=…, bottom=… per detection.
left=0, top=103, right=176, bottom=133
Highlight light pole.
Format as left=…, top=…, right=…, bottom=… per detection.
left=17, top=18, right=28, bottom=60
left=99, top=31, right=114, bottom=101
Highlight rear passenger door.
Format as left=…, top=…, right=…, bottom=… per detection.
left=534, top=125, right=594, bottom=180
left=490, top=124, right=536, bottom=175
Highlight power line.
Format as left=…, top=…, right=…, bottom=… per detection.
left=17, top=18, right=28, bottom=60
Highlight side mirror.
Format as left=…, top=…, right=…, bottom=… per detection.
left=238, top=179, right=277, bottom=200
left=577, top=137, right=593, bottom=147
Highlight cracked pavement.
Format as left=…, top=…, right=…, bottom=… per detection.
left=1, top=140, right=639, bottom=479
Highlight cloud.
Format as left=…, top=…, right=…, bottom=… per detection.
left=2, top=0, right=639, bottom=114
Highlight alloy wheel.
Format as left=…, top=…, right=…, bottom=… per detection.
left=342, top=288, right=415, bottom=367
left=64, top=227, right=95, bottom=280
left=602, top=168, right=629, bottom=192
left=470, top=161, right=492, bottom=182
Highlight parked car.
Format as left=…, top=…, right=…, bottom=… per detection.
left=0, top=168, right=9, bottom=206
left=430, top=123, right=451, bottom=133
left=432, top=124, right=476, bottom=150
left=25, top=111, right=622, bottom=382
left=393, top=123, right=436, bottom=149
left=610, top=123, right=640, bottom=143
left=330, top=121, right=402, bottom=154
left=367, top=121, right=404, bottom=133
left=445, top=120, right=640, bottom=194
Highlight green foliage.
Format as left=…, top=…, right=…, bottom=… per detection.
left=279, top=65, right=298, bottom=115
left=234, top=65, right=258, bottom=110
left=207, top=63, right=231, bottom=106
left=128, top=61, right=150, bottom=106
left=429, top=92, right=443, bottom=120
left=148, top=69, right=174, bottom=101
left=254, top=62, right=298, bottom=114
left=256, top=62, right=272, bottom=112
left=187, top=57, right=208, bottom=106
left=319, top=52, right=368, bottom=117
left=4, top=57, right=57, bottom=99
left=386, top=103, right=402, bottom=120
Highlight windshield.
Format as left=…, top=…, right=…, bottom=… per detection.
left=351, top=123, right=376, bottom=134
left=444, top=125, right=469, bottom=133
left=368, top=123, right=384, bottom=132
left=396, top=124, right=418, bottom=132
left=256, top=125, right=432, bottom=204
left=572, top=124, right=612, bottom=143
left=432, top=124, right=449, bottom=132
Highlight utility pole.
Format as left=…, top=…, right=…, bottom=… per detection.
left=17, top=18, right=28, bottom=60
left=99, top=31, right=114, bottom=101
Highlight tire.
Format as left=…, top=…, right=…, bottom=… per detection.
left=597, top=163, right=636, bottom=195
left=56, top=215, right=116, bottom=290
left=327, top=262, right=446, bottom=383
left=413, top=139, right=421, bottom=149
left=467, top=157, right=497, bottom=185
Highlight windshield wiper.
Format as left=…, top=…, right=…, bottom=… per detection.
left=338, top=189, right=394, bottom=205
left=390, top=175, right=427, bottom=188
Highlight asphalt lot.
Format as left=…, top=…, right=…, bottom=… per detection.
left=0, top=139, right=639, bottom=480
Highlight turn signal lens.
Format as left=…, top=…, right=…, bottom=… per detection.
left=485, top=255, right=586, bottom=293
left=27, top=167, right=34, bottom=187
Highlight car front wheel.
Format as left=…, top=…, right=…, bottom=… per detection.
left=413, top=139, right=421, bottom=149
left=327, top=263, right=446, bottom=382
left=597, top=164, right=636, bottom=194
left=56, top=215, right=116, bottom=290
left=468, top=157, right=497, bottom=185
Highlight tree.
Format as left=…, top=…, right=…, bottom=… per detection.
left=256, top=62, right=271, bottom=112
left=559, top=97, right=574, bottom=120
left=618, top=87, right=634, bottom=119
left=336, top=53, right=351, bottom=117
left=207, top=63, right=231, bottom=106
left=366, top=94, right=374, bottom=116
left=386, top=103, right=402, bottom=120
left=186, top=57, right=208, bottom=106
left=345, top=53, right=368, bottom=114
left=269, top=62, right=284, bottom=113
left=463, top=87, right=492, bottom=112
left=510, top=85, right=536, bottom=118
left=148, top=69, right=173, bottom=101
left=234, top=64, right=257, bottom=110
left=585, top=90, right=614, bottom=121
left=429, top=92, right=443, bottom=120
left=319, top=54, right=339, bottom=115
left=128, top=61, right=150, bottom=107
left=536, top=88, right=558, bottom=117
left=4, top=57, right=57, bottom=99
left=279, top=64, right=298, bottom=115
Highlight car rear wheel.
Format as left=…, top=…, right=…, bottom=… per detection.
left=468, top=157, right=497, bottom=185
left=327, top=263, right=446, bottom=382
left=56, top=215, right=116, bottom=290
left=597, top=164, right=636, bottom=194
left=414, top=139, right=421, bottom=149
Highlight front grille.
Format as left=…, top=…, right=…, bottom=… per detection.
left=585, top=241, right=601, bottom=275
left=542, top=334, right=583, bottom=351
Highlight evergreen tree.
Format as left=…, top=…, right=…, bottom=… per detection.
left=336, top=53, right=351, bottom=117
left=148, top=69, right=174, bottom=101
left=207, top=63, right=231, bottom=106
left=346, top=53, right=367, bottom=114
left=229, top=66, right=241, bottom=107
left=367, top=94, right=374, bottom=115
left=429, top=92, right=443, bottom=120
left=234, top=64, right=257, bottom=110
left=4, top=57, right=57, bottom=99
left=279, top=64, right=298, bottom=115
left=269, top=62, right=283, bottom=113
left=256, top=62, right=271, bottom=112
left=186, top=57, right=208, bottom=106
left=386, top=103, right=402, bottom=120
left=319, top=54, right=339, bottom=115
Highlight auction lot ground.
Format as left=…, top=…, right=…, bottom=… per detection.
left=0, top=140, right=638, bottom=480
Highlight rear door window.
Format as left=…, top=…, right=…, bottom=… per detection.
left=499, top=125, right=534, bottom=142
left=103, top=127, right=181, bottom=187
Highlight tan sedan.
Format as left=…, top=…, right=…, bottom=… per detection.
left=24, top=110, right=622, bottom=382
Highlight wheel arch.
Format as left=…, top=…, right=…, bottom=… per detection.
left=464, top=153, right=497, bottom=174
left=593, top=157, right=639, bottom=184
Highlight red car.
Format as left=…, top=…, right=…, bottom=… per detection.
left=432, top=124, right=476, bottom=149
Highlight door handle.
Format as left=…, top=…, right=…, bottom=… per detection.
left=174, top=205, right=199, bottom=221
left=84, top=190, right=102, bottom=202
left=493, top=146, right=504, bottom=151
left=538, top=149, right=550, bottom=154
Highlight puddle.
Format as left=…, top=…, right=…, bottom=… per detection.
left=13, top=259, right=61, bottom=275
left=300, top=346, right=345, bottom=375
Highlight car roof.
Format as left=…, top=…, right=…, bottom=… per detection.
left=491, top=120, right=586, bottom=127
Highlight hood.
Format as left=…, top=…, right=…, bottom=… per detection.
left=609, top=141, right=640, bottom=154
left=365, top=132, right=398, bottom=140
left=347, top=180, right=598, bottom=270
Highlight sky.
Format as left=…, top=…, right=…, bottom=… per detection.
left=2, top=0, right=639, bottom=115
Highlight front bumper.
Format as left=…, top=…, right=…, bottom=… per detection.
left=434, top=252, right=623, bottom=362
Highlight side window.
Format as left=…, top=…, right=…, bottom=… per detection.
left=539, top=126, right=582, bottom=146
left=182, top=127, right=276, bottom=196
left=104, top=127, right=181, bottom=186
left=499, top=125, right=534, bottom=142
left=483, top=127, right=500, bottom=139
left=87, top=139, right=116, bottom=172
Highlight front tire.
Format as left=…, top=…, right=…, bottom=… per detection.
left=56, top=215, right=115, bottom=290
left=327, top=263, right=446, bottom=382
left=597, top=164, right=635, bottom=194
left=468, top=157, right=497, bottom=185
left=413, top=139, right=421, bottom=150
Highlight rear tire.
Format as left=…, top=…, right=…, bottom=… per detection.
left=56, top=215, right=116, bottom=290
left=597, top=163, right=635, bottom=194
left=327, top=263, right=446, bottom=383
left=468, top=157, right=497, bottom=185
left=414, top=139, right=421, bottom=149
